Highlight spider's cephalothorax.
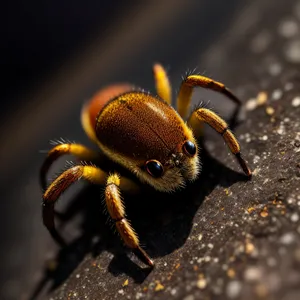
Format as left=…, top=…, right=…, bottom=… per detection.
left=41, top=63, right=251, bottom=267
left=94, top=91, right=200, bottom=192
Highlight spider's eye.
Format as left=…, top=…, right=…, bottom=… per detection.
left=183, top=140, right=196, bottom=157
left=145, top=160, right=164, bottom=178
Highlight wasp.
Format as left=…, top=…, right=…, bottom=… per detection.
left=41, top=64, right=251, bottom=267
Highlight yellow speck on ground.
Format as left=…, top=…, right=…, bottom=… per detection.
left=197, top=274, right=207, bottom=289
left=122, top=279, right=129, bottom=287
left=257, top=91, right=268, bottom=105
left=224, top=188, right=232, bottom=196
left=266, top=106, right=275, bottom=115
left=155, top=281, right=164, bottom=291
left=227, top=268, right=236, bottom=278
left=245, top=240, right=255, bottom=254
left=247, top=207, right=255, bottom=213
left=260, top=207, right=268, bottom=218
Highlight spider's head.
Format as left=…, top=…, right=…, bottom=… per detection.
left=137, top=138, right=201, bottom=193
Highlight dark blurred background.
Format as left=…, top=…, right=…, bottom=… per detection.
left=0, top=1, right=272, bottom=299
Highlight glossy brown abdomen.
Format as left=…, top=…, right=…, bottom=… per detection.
left=81, top=84, right=133, bottom=144
left=96, top=92, right=187, bottom=165
left=88, top=84, right=133, bottom=129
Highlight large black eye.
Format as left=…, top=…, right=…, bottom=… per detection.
left=145, top=160, right=164, bottom=178
left=183, top=140, right=196, bottom=156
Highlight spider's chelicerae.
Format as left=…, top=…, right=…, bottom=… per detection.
left=41, top=63, right=251, bottom=267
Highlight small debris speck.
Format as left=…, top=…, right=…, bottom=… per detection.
left=244, top=267, right=262, bottom=282
left=155, top=281, right=164, bottom=292
left=227, top=268, right=236, bottom=278
left=170, top=288, right=177, bottom=295
left=291, top=96, right=300, bottom=107
left=280, top=232, right=295, bottom=245
left=260, top=207, right=268, bottom=218
left=278, top=19, right=299, bottom=37
left=198, top=233, right=203, bottom=241
left=226, top=281, right=242, bottom=299
left=247, top=207, right=255, bottom=213
left=208, top=243, right=214, bottom=249
left=253, top=155, right=260, bottom=164
left=122, top=279, right=129, bottom=287
left=246, top=98, right=257, bottom=111
left=272, top=89, right=283, bottom=101
left=266, top=106, right=275, bottom=115
left=224, top=188, right=231, bottom=195
left=290, top=212, right=299, bottom=223
left=256, top=91, right=268, bottom=105
left=197, top=275, right=207, bottom=289
left=136, top=292, right=143, bottom=299
left=245, top=241, right=255, bottom=254
left=260, top=135, right=268, bottom=141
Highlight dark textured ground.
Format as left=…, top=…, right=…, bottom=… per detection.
left=1, top=1, right=300, bottom=300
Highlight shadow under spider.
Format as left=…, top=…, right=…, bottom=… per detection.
left=29, top=139, right=249, bottom=300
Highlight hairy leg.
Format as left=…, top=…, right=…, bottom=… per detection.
left=188, top=107, right=251, bottom=176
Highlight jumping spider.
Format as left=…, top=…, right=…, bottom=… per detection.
left=41, top=63, right=251, bottom=267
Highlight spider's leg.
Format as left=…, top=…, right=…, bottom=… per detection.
left=42, top=165, right=107, bottom=245
left=188, top=108, right=251, bottom=177
left=177, top=74, right=241, bottom=119
left=105, top=173, right=154, bottom=267
left=40, top=143, right=99, bottom=189
left=153, top=63, right=172, bottom=104
left=42, top=165, right=140, bottom=247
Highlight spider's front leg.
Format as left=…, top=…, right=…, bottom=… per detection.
left=40, top=143, right=99, bottom=189
left=188, top=107, right=252, bottom=177
left=177, top=74, right=241, bottom=119
left=105, top=173, right=154, bottom=267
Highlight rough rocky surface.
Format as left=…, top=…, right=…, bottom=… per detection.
left=45, top=1, right=300, bottom=299
left=1, top=1, right=300, bottom=300
left=46, top=80, right=300, bottom=300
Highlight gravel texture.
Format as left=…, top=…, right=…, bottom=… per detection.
left=47, top=1, right=300, bottom=299
left=1, top=1, right=300, bottom=300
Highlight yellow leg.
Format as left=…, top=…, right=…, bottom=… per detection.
left=188, top=108, right=251, bottom=176
left=40, top=142, right=99, bottom=189
left=105, top=173, right=154, bottom=267
left=42, top=165, right=144, bottom=262
left=177, top=74, right=241, bottom=119
left=42, top=165, right=107, bottom=243
left=153, top=63, right=172, bottom=104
